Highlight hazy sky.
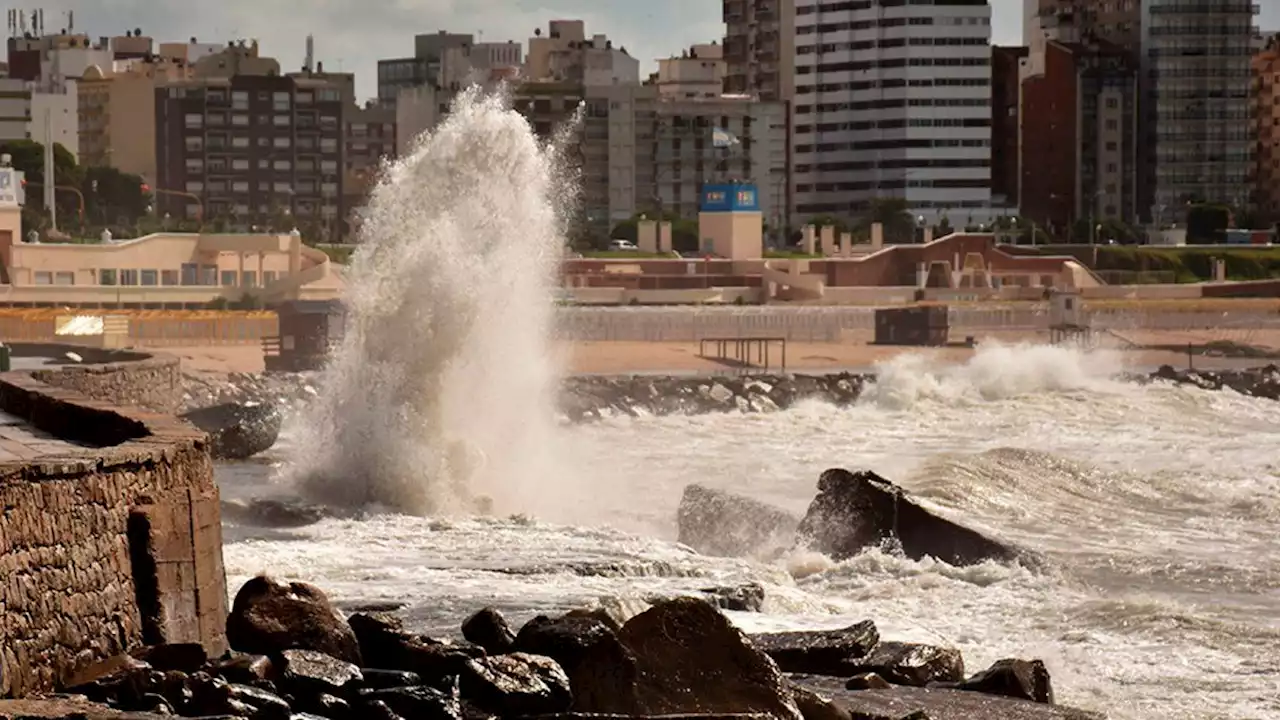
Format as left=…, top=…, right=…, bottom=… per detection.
left=29, top=1, right=1280, bottom=100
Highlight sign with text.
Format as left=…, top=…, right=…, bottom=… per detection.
left=700, top=183, right=760, bottom=213
left=0, top=168, right=21, bottom=207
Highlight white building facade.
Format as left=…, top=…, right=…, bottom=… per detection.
left=791, top=0, right=995, bottom=225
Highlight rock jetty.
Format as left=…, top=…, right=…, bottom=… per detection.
left=679, top=468, right=1042, bottom=570
left=50, top=574, right=1102, bottom=720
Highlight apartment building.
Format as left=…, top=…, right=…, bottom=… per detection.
left=1254, top=34, right=1280, bottom=222
left=722, top=0, right=796, bottom=102
left=153, top=57, right=349, bottom=240
left=1021, top=39, right=1139, bottom=232
left=78, top=56, right=192, bottom=179
left=0, top=77, right=30, bottom=142
left=344, top=101, right=396, bottom=230
left=791, top=0, right=995, bottom=225
left=1141, top=0, right=1257, bottom=222
left=636, top=92, right=788, bottom=232
left=656, top=43, right=725, bottom=99
left=991, top=45, right=1028, bottom=207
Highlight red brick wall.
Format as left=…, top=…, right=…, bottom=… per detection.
left=1021, top=43, right=1079, bottom=233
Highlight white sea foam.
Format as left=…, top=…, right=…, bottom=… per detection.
left=288, top=88, right=575, bottom=516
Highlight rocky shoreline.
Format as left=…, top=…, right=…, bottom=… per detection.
left=186, top=364, right=1280, bottom=420
left=47, top=572, right=1098, bottom=720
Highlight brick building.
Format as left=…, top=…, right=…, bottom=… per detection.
left=991, top=45, right=1028, bottom=207
left=154, top=70, right=349, bottom=240
left=1021, top=39, right=1138, bottom=235
left=1254, top=35, right=1280, bottom=224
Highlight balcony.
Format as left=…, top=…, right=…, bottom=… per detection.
left=1148, top=2, right=1258, bottom=13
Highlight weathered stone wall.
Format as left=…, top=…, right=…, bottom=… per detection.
left=28, top=351, right=182, bottom=414
left=0, top=370, right=227, bottom=698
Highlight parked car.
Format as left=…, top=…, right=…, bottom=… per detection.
left=608, top=239, right=639, bottom=252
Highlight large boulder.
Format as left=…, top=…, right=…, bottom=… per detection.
left=954, top=658, right=1054, bottom=704
left=677, top=484, right=800, bottom=558
left=842, top=641, right=965, bottom=687
left=348, top=612, right=482, bottom=684
left=181, top=401, right=282, bottom=459
left=750, top=621, right=880, bottom=676
left=512, top=612, right=639, bottom=714
left=459, top=652, right=573, bottom=716
left=791, top=675, right=1102, bottom=720
left=226, top=575, right=363, bottom=665
left=797, top=469, right=1034, bottom=567
left=618, top=597, right=804, bottom=720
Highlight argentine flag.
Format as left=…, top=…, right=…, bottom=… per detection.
left=712, top=127, right=740, bottom=148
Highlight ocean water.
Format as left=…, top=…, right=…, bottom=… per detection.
left=218, top=345, right=1280, bottom=720
left=217, top=88, right=1278, bottom=719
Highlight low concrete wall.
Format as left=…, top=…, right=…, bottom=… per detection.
left=23, top=348, right=183, bottom=414
left=0, top=367, right=227, bottom=697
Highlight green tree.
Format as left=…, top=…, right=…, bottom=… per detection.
left=806, top=214, right=851, bottom=234
left=1, top=139, right=84, bottom=232
left=82, top=165, right=149, bottom=227
left=610, top=212, right=700, bottom=253
left=858, top=197, right=916, bottom=243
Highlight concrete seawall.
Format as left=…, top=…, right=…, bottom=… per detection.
left=0, top=351, right=226, bottom=697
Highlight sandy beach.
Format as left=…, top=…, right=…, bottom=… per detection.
left=163, top=324, right=1280, bottom=379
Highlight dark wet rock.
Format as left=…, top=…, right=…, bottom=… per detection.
left=361, top=682, right=461, bottom=720
left=66, top=656, right=154, bottom=706
left=350, top=611, right=483, bottom=684
left=461, top=607, right=516, bottom=654
left=290, top=713, right=333, bottom=720
left=292, top=692, right=351, bottom=719
left=361, top=669, right=424, bottom=690
left=181, top=400, right=283, bottom=459
left=279, top=649, right=363, bottom=695
left=701, top=582, right=767, bottom=612
left=843, top=642, right=965, bottom=688
left=790, top=683, right=852, bottom=720
left=221, top=498, right=329, bottom=529
left=1139, top=364, right=1280, bottom=401
left=130, top=643, right=207, bottom=673
left=459, top=652, right=572, bottom=716
left=226, top=575, right=363, bottom=665
left=618, top=597, right=803, bottom=720
left=228, top=683, right=291, bottom=719
left=560, top=607, right=623, bottom=633
left=798, top=468, right=1035, bottom=567
left=844, top=672, right=892, bottom=690
left=212, top=654, right=277, bottom=685
left=152, top=670, right=192, bottom=711
left=355, top=698, right=404, bottom=720
left=520, top=715, right=775, bottom=720
left=750, top=621, right=881, bottom=676
left=791, top=676, right=1102, bottom=720
left=956, top=659, right=1054, bottom=704
left=133, top=693, right=173, bottom=715
left=513, top=613, right=639, bottom=714
left=677, top=484, right=799, bottom=558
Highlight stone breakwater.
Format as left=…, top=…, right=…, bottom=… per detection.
left=185, top=364, right=1280, bottom=423
left=54, top=573, right=1100, bottom=720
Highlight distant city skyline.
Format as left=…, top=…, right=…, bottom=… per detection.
left=18, top=1, right=1280, bottom=100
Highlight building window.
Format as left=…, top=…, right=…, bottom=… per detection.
left=273, top=115, right=290, bottom=126
left=318, top=89, right=340, bottom=102
left=184, top=113, right=203, bottom=128
left=272, top=91, right=291, bottom=112
left=120, top=269, right=139, bottom=286
left=1105, top=141, right=1117, bottom=151
left=185, top=136, right=203, bottom=151
left=320, top=138, right=337, bottom=152
left=1105, top=119, right=1118, bottom=130
left=161, top=269, right=179, bottom=286
left=232, top=114, right=249, bottom=126
left=33, top=271, right=51, bottom=285
left=274, top=160, right=291, bottom=171
left=233, top=158, right=250, bottom=171
left=99, top=269, right=117, bottom=285
left=1105, top=98, right=1118, bottom=109
left=181, top=263, right=198, bottom=285
left=185, top=180, right=204, bottom=193
left=263, top=271, right=278, bottom=284
left=185, top=158, right=204, bottom=172
left=297, top=91, right=313, bottom=104
left=220, top=270, right=238, bottom=287
left=54, top=271, right=74, bottom=285
left=233, top=180, right=250, bottom=192
left=273, top=136, right=291, bottom=148
left=200, top=265, right=218, bottom=285
left=140, top=269, right=158, bottom=286
left=232, top=91, right=249, bottom=110
left=241, top=271, right=257, bottom=287
left=232, top=136, right=250, bottom=148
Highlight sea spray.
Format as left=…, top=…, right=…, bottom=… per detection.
left=290, top=88, right=577, bottom=515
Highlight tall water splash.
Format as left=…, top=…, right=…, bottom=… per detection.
left=291, top=88, right=577, bottom=516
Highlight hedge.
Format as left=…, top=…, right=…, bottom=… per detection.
left=1090, top=247, right=1280, bottom=283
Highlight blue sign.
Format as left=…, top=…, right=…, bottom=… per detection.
left=700, top=183, right=760, bottom=213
